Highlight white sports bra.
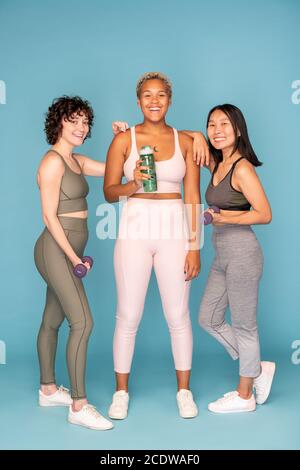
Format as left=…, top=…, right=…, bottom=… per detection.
left=123, top=126, right=186, bottom=194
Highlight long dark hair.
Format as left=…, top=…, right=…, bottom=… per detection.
left=206, top=104, right=262, bottom=167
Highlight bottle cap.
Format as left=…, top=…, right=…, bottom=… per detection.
left=139, top=145, right=153, bottom=156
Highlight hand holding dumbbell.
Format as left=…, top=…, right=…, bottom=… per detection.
left=203, top=206, right=220, bottom=225
left=73, top=256, right=94, bottom=278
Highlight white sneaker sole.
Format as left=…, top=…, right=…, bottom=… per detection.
left=108, top=411, right=128, bottom=420
left=255, top=362, right=276, bottom=405
left=68, top=416, right=113, bottom=431
left=208, top=406, right=256, bottom=414
left=39, top=401, right=72, bottom=407
left=109, top=416, right=127, bottom=420
left=179, top=411, right=198, bottom=419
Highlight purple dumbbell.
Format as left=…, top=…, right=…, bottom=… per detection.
left=82, top=256, right=93, bottom=269
left=73, top=255, right=94, bottom=278
left=203, top=206, right=220, bottom=225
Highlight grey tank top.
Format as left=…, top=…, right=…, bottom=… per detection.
left=205, top=156, right=251, bottom=211
left=48, top=150, right=89, bottom=215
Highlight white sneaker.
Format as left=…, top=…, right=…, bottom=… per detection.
left=176, top=389, right=198, bottom=418
left=39, top=385, right=73, bottom=407
left=68, top=404, right=114, bottom=430
left=108, top=390, right=129, bottom=420
left=253, top=361, right=276, bottom=405
left=208, top=391, right=256, bottom=413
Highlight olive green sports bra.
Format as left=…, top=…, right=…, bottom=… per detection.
left=47, top=150, right=89, bottom=215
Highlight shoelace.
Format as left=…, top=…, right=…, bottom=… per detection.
left=58, top=385, right=70, bottom=395
left=179, top=391, right=194, bottom=408
left=216, top=391, right=238, bottom=404
left=83, top=405, right=102, bottom=419
left=113, top=394, right=128, bottom=406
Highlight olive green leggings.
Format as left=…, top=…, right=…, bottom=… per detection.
left=34, top=216, right=93, bottom=399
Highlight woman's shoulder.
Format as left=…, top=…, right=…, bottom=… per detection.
left=108, top=129, right=131, bottom=162
left=236, top=157, right=254, bottom=169
left=234, top=157, right=256, bottom=178
left=178, top=130, right=193, bottom=148
left=38, top=150, right=65, bottom=173
left=112, top=127, right=131, bottom=145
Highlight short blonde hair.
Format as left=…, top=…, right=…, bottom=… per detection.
left=136, top=72, right=172, bottom=99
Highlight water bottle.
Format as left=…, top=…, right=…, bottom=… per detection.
left=139, top=145, right=157, bottom=192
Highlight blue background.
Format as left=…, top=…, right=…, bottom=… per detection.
left=0, top=0, right=299, bottom=450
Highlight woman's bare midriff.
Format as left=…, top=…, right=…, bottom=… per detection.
left=130, top=193, right=182, bottom=200
left=58, top=211, right=88, bottom=218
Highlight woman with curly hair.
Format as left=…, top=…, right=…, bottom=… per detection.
left=34, top=96, right=113, bottom=430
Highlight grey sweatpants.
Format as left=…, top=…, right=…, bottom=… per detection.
left=199, top=224, right=263, bottom=378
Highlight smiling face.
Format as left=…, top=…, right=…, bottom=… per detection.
left=137, top=79, right=171, bottom=122
left=60, top=111, right=89, bottom=146
left=207, top=109, right=239, bottom=152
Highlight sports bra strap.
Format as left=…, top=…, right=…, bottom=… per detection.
left=230, top=156, right=245, bottom=171
left=72, top=154, right=82, bottom=173
left=130, top=126, right=137, bottom=152
left=213, top=156, right=245, bottom=174
left=173, top=128, right=180, bottom=152
left=47, top=148, right=66, bottom=163
left=46, top=149, right=82, bottom=174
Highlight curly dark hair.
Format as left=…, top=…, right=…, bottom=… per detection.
left=44, top=95, right=94, bottom=145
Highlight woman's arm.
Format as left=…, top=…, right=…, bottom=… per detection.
left=181, top=130, right=210, bottom=167
left=38, top=153, right=87, bottom=267
left=112, top=121, right=211, bottom=168
left=103, top=132, right=149, bottom=203
left=74, top=154, right=105, bottom=177
left=73, top=121, right=131, bottom=177
left=180, top=133, right=201, bottom=280
left=211, top=160, right=272, bottom=225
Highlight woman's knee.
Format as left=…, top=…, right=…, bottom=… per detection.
left=199, top=315, right=210, bottom=331
left=40, top=317, right=64, bottom=333
left=85, top=316, right=94, bottom=336
left=198, top=305, right=213, bottom=331
left=115, top=306, right=142, bottom=333
left=70, top=314, right=94, bottom=337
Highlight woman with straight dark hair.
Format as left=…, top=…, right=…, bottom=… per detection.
left=197, top=104, right=275, bottom=413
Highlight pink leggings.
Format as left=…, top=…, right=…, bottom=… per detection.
left=113, top=198, right=193, bottom=373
